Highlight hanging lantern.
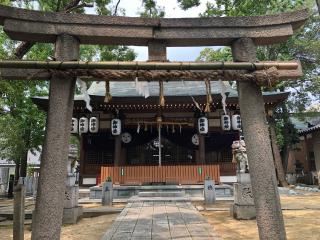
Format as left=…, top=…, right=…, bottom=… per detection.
left=121, top=132, right=132, bottom=144
left=79, top=117, right=89, bottom=134
left=191, top=134, right=199, bottom=145
left=221, top=115, right=231, bottom=131
left=232, top=114, right=242, bottom=131
left=111, top=119, right=121, bottom=135
left=198, top=117, right=208, bottom=134
left=89, top=117, right=99, bottom=133
left=71, top=118, right=78, bottom=134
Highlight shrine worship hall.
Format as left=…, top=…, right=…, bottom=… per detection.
left=35, top=81, right=289, bottom=186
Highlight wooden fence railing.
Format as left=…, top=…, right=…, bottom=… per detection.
left=101, top=164, right=220, bottom=185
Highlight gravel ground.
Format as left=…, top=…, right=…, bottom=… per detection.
left=202, top=193, right=320, bottom=240
left=1, top=192, right=319, bottom=240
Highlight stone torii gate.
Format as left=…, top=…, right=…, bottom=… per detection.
left=0, top=5, right=309, bottom=240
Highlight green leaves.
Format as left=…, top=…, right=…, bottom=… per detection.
left=140, top=0, right=165, bottom=18
left=0, top=0, right=138, bottom=165
left=196, top=47, right=233, bottom=62
left=177, top=0, right=200, bottom=10
left=199, top=0, right=308, bottom=17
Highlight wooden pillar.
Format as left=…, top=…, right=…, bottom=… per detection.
left=312, top=132, right=320, bottom=186
left=148, top=41, right=167, bottom=166
left=32, top=34, right=79, bottom=240
left=79, top=135, right=85, bottom=182
left=232, top=38, right=286, bottom=240
left=302, top=135, right=310, bottom=173
left=197, top=135, right=206, bottom=164
left=268, top=115, right=288, bottom=187
left=114, top=136, right=122, bottom=166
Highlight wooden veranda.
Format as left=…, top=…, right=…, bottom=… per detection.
left=100, top=164, right=223, bottom=185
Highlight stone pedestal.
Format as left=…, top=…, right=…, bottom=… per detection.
left=13, top=184, right=25, bottom=240
left=231, top=173, right=256, bottom=220
left=63, top=180, right=83, bottom=224
left=62, top=170, right=82, bottom=224
left=102, top=182, right=113, bottom=206
left=204, top=179, right=216, bottom=204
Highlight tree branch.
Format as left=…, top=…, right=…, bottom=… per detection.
left=63, top=0, right=82, bottom=11
left=64, top=2, right=94, bottom=13
left=113, top=0, right=121, bottom=16
left=13, top=0, right=86, bottom=59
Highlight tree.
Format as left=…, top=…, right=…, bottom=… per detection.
left=195, top=0, right=318, bottom=185
left=140, top=0, right=165, bottom=18
left=0, top=0, right=136, bottom=181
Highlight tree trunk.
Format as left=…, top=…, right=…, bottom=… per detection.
left=20, top=151, right=28, bottom=178
left=269, top=116, right=289, bottom=187
left=20, top=127, right=31, bottom=178
left=31, top=34, right=79, bottom=240
left=316, top=0, right=320, bottom=15
left=232, top=38, right=286, bottom=240
left=14, top=162, right=20, bottom=186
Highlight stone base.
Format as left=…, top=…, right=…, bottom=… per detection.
left=62, top=206, right=83, bottom=224
left=237, top=173, right=251, bottom=184
left=230, top=204, right=256, bottom=220
left=204, top=180, right=216, bottom=204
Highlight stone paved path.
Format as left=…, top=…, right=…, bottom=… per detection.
left=101, top=201, right=220, bottom=240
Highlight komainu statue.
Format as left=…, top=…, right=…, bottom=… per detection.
left=232, top=140, right=249, bottom=173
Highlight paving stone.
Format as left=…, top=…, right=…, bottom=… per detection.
left=101, top=200, right=219, bottom=240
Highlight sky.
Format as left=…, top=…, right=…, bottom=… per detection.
left=88, top=0, right=212, bottom=61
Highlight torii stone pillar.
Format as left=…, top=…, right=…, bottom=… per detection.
left=232, top=38, right=286, bottom=240
left=32, top=34, right=79, bottom=240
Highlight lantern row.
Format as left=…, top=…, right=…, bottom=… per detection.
left=71, top=114, right=241, bottom=134
left=198, top=114, right=242, bottom=134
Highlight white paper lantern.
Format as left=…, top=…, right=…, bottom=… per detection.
left=89, top=117, right=99, bottom=133
left=221, top=115, right=231, bottom=131
left=198, top=117, right=208, bottom=134
left=79, top=117, right=89, bottom=134
left=232, top=114, right=242, bottom=131
left=121, top=132, right=132, bottom=143
left=191, top=134, right=199, bottom=145
left=111, top=119, right=121, bottom=135
left=71, top=118, right=78, bottom=134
